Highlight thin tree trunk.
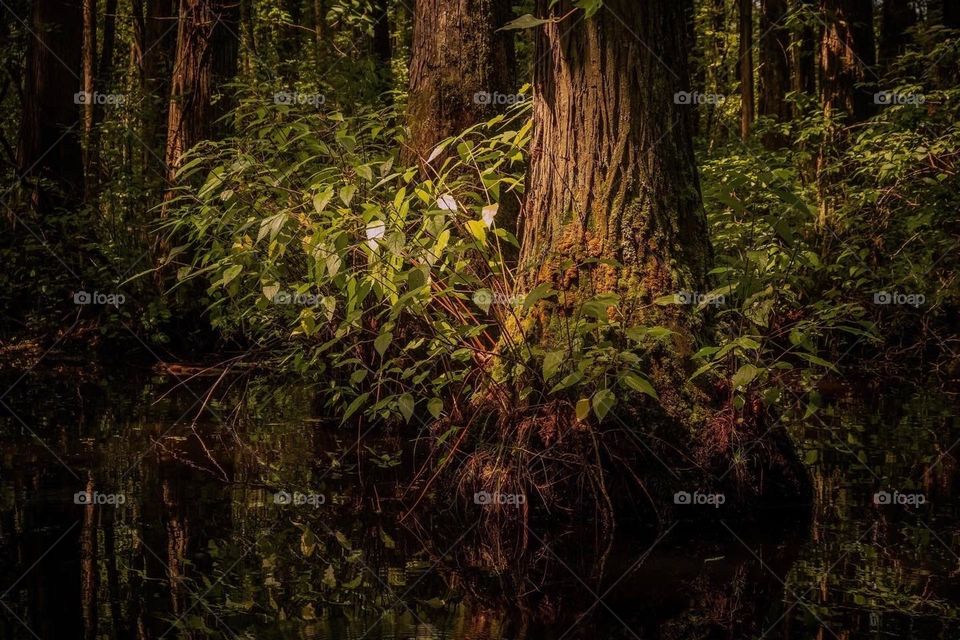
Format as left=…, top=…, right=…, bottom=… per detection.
left=17, top=0, right=84, bottom=215
left=758, top=0, right=791, bottom=146
left=142, top=0, right=176, bottom=168
left=879, top=0, right=915, bottom=67
left=97, top=0, right=118, bottom=103
left=791, top=0, right=817, bottom=103
left=738, top=0, right=754, bottom=140
left=373, top=0, right=393, bottom=94
left=945, top=0, right=960, bottom=29
left=519, top=0, right=711, bottom=318
left=82, top=0, right=97, bottom=196
left=820, top=0, right=876, bottom=124
left=404, top=0, right=515, bottom=166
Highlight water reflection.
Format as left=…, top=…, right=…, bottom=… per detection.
left=0, top=369, right=957, bottom=639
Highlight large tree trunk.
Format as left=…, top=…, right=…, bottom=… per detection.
left=879, top=0, right=916, bottom=67
left=17, top=0, right=84, bottom=215
left=404, top=0, right=515, bottom=166
left=164, top=0, right=240, bottom=181
left=820, top=0, right=876, bottom=123
left=738, top=0, right=754, bottom=140
left=519, top=0, right=711, bottom=324
left=758, top=0, right=791, bottom=146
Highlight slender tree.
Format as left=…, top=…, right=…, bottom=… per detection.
left=519, top=1, right=711, bottom=328
left=820, top=0, right=876, bottom=123
left=17, top=0, right=84, bottom=214
left=945, top=0, right=959, bottom=29
left=373, top=0, right=393, bottom=93
left=404, top=0, right=515, bottom=165
left=879, top=0, right=916, bottom=67
left=81, top=0, right=97, bottom=193
left=142, top=0, right=177, bottom=165
left=791, top=0, right=817, bottom=102
left=758, top=0, right=791, bottom=145
left=738, top=0, right=754, bottom=139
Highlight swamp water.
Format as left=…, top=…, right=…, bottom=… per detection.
left=0, top=367, right=957, bottom=639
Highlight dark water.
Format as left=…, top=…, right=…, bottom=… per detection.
left=0, top=367, right=958, bottom=639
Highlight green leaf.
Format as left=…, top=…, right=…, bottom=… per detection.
left=339, top=184, right=357, bottom=206
left=796, top=352, right=839, bottom=372
left=341, top=392, right=370, bottom=423
left=542, top=350, right=564, bottom=381
left=621, top=373, right=658, bottom=400
left=221, top=264, right=242, bottom=287
left=591, top=389, right=617, bottom=421
left=398, top=393, right=414, bottom=423
left=575, top=398, right=591, bottom=421
left=427, top=397, right=443, bottom=419
left=731, top=364, right=760, bottom=388
left=522, top=282, right=555, bottom=311
left=374, top=331, right=393, bottom=356
left=499, top=14, right=551, bottom=30
left=313, top=188, right=334, bottom=213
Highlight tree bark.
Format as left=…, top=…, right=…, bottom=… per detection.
left=519, top=0, right=711, bottom=323
left=758, top=0, right=791, bottom=146
left=142, top=0, right=177, bottom=167
left=738, top=0, right=754, bottom=140
left=791, top=0, right=817, bottom=102
left=82, top=0, right=97, bottom=195
left=820, top=0, right=876, bottom=123
left=404, top=0, right=515, bottom=166
left=879, top=0, right=915, bottom=67
left=17, top=0, right=84, bottom=215
left=164, top=0, right=240, bottom=181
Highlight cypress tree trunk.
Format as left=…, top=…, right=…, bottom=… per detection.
left=738, top=0, right=754, bottom=140
left=879, top=0, right=916, bottom=67
left=17, top=0, right=84, bottom=215
left=164, top=0, right=239, bottom=180
left=404, top=0, right=515, bottom=165
left=820, top=0, right=876, bottom=123
left=519, top=0, right=711, bottom=325
left=758, top=0, right=791, bottom=146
